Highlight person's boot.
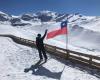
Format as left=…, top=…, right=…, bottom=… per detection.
left=40, top=58, right=43, bottom=61
left=44, top=58, right=47, bottom=62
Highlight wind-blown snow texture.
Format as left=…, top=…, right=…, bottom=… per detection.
left=0, top=11, right=100, bottom=80
left=0, top=11, right=100, bottom=55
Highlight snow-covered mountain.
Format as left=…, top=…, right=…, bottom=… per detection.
left=0, top=10, right=100, bottom=54
left=0, top=11, right=98, bottom=26
left=0, top=10, right=89, bottom=25
left=1, top=11, right=100, bottom=80
left=0, top=11, right=11, bottom=21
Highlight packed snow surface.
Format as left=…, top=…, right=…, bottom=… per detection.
left=0, top=37, right=100, bottom=80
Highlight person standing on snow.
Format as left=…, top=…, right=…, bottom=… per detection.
left=36, top=29, right=48, bottom=61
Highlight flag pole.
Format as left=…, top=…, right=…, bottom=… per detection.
left=66, top=18, right=69, bottom=59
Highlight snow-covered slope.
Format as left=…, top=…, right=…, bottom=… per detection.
left=0, top=37, right=99, bottom=80
left=0, top=10, right=100, bottom=55
left=0, top=11, right=11, bottom=21
left=0, top=11, right=100, bottom=80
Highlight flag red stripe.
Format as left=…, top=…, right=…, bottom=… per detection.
left=47, top=27, right=67, bottom=39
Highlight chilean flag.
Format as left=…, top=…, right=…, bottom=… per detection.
left=47, top=21, right=67, bottom=39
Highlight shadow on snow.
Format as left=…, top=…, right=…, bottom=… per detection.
left=24, top=60, right=62, bottom=79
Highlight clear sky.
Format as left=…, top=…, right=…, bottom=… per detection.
left=0, top=0, right=100, bottom=16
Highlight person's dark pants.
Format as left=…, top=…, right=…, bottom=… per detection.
left=37, top=47, right=47, bottom=60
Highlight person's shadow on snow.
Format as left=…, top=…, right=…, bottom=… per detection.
left=24, top=60, right=62, bottom=79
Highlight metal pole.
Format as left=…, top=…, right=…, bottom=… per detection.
left=66, top=18, right=69, bottom=59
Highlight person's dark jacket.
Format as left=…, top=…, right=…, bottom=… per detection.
left=36, top=30, right=47, bottom=48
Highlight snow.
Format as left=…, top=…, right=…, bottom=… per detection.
left=80, top=18, right=100, bottom=32
left=61, top=65, right=99, bottom=80
left=12, top=15, right=19, bottom=18
left=0, top=11, right=11, bottom=20
left=0, top=37, right=99, bottom=80
left=0, top=11, right=100, bottom=80
left=0, top=11, right=9, bottom=16
left=0, top=21, right=100, bottom=56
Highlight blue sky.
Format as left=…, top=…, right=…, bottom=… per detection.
left=0, top=0, right=100, bottom=16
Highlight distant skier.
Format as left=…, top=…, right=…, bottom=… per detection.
left=36, top=29, right=48, bottom=62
